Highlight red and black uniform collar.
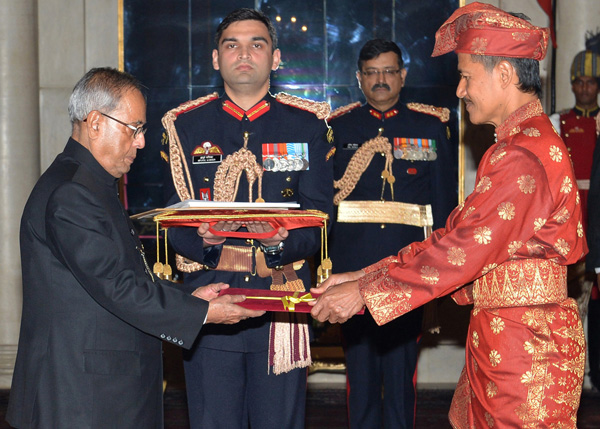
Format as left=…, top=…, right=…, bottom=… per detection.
left=221, top=95, right=271, bottom=121
left=573, top=104, right=600, bottom=118
left=367, top=103, right=400, bottom=120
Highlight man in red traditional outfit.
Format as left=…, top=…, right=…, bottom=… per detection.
left=310, top=3, right=587, bottom=428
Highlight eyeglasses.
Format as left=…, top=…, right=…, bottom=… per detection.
left=361, top=69, right=402, bottom=77
left=100, top=113, right=147, bottom=139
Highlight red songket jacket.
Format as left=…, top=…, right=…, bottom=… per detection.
left=359, top=100, right=587, bottom=428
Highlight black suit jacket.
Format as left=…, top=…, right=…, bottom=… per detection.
left=7, top=138, right=208, bottom=428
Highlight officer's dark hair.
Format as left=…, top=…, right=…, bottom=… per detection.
left=68, top=67, right=145, bottom=128
left=470, top=13, right=542, bottom=97
left=357, top=39, right=404, bottom=71
left=215, top=8, right=278, bottom=52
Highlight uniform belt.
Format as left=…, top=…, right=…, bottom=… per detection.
left=473, top=259, right=567, bottom=309
left=176, top=245, right=303, bottom=277
left=577, top=179, right=590, bottom=191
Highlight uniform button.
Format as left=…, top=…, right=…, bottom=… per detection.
left=178, top=340, right=184, bottom=346
left=160, top=334, right=166, bottom=339
left=565, top=134, right=570, bottom=138
left=172, top=337, right=178, bottom=343
left=286, top=176, right=291, bottom=182
left=380, top=224, right=386, bottom=229
left=245, top=239, right=253, bottom=245
left=167, top=336, right=172, bottom=341
left=243, top=275, right=251, bottom=282
left=204, top=177, right=210, bottom=182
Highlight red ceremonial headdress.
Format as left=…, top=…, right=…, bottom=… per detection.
left=432, top=2, right=549, bottom=60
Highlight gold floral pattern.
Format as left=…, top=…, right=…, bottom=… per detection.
left=472, top=331, right=480, bottom=348
left=517, top=175, right=536, bottom=194
left=471, top=37, right=488, bottom=54
left=489, top=350, right=501, bottom=367
left=512, top=31, right=531, bottom=41
left=476, top=176, right=492, bottom=193
left=485, top=412, right=495, bottom=428
left=522, top=127, right=540, bottom=137
left=462, top=206, right=476, bottom=220
left=549, top=145, right=563, bottom=162
left=490, top=317, right=505, bottom=334
left=508, top=241, right=524, bottom=255
left=577, top=222, right=584, bottom=238
left=421, top=266, right=440, bottom=285
left=497, top=202, right=516, bottom=220
left=553, top=207, right=570, bottom=224
left=482, top=263, right=498, bottom=275
left=534, top=218, right=546, bottom=231
left=576, top=192, right=581, bottom=205
left=560, top=176, right=573, bottom=194
left=474, top=226, right=492, bottom=245
left=490, top=146, right=507, bottom=165
left=448, top=247, right=467, bottom=266
left=486, top=381, right=498, bottom=398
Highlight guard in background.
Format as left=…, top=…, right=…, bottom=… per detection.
left=161, top=9, right=333, bottom=429
left=550, top=34, right=600, bottom=390
left=328, top=39, right=457, bottom=428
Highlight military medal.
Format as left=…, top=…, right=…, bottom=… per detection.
left=262, top=143, right=309, bottom=172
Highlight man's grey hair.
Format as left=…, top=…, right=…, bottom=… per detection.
left=68, top=67, right=144, bottom=128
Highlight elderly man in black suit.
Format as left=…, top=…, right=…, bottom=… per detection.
left=6, top=67, right=263, bottom=429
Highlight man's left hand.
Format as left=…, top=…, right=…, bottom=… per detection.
left=310, top=280, right=365, bottom=324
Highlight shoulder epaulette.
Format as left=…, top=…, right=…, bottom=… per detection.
left=161, top=92, right=219, bottom=203
left=406, top=102, right=450, bottom=123
left=329, top=101, right=362, bottom=121
left=162, top=92, right=219, bottom=126
left=275, top=92, right=330, bottom=120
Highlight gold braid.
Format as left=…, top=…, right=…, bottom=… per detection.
left=275, top=92, right=331, bottom=120
left=333, top=136, right=393, bottom=205
left=213, top=132, right=264, bottom=202
left=161, top=92, right=219, bottom=201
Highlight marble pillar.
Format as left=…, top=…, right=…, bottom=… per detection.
left=0, top=0, right=40, bottom=388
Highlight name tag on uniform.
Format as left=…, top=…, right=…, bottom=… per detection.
left=393, top=137, right=437, bottom=161
left=262, top=143, right=309, bottom=172
left=343, top=143, right=360, bottom=150
left=192, top=142, right=223, bottom=164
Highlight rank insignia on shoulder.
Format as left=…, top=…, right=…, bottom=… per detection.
left=329, top=101, right=361, bottom=121
left=192, top=142, right=223, bottom=164
left=393, top=137, right=437, bottom=161
left=262, top=143, right=309, bottom=172
left=406, top=102, right=450, bottom=123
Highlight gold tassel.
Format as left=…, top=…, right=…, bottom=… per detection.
left=153, top=221, right=164, bottom=278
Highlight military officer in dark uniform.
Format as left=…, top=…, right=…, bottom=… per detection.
left=162, top=9, right=333, bottom=429
left=328, top=39, right=456, bottom=428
